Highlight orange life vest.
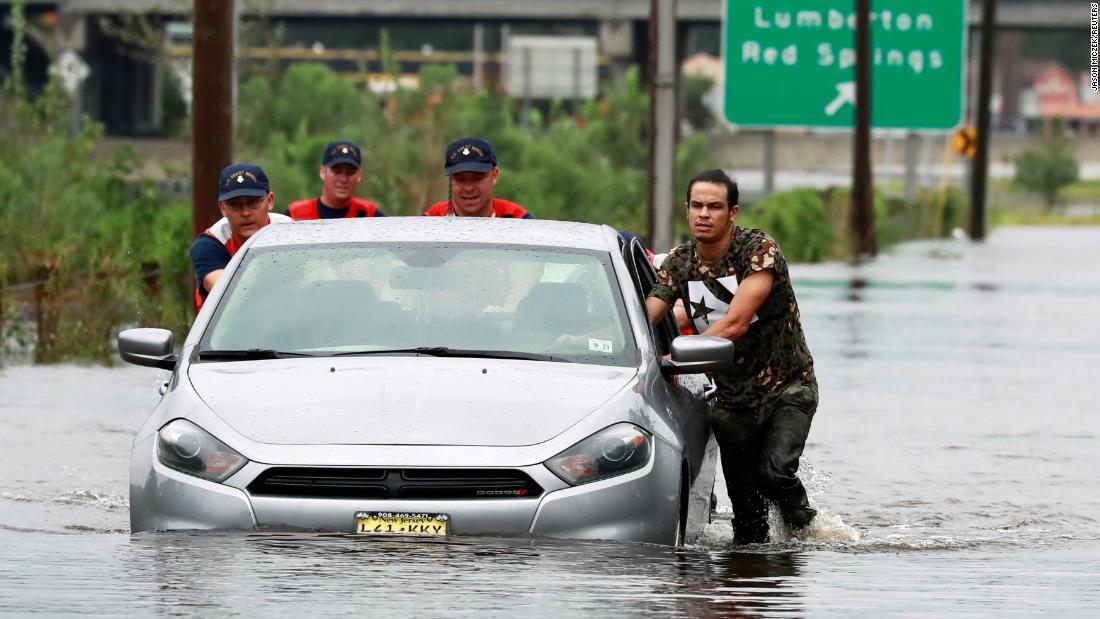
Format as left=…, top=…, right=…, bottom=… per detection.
left=423, top=198, right=533, bottom=219
left=288, top=197, right=380, bottom=220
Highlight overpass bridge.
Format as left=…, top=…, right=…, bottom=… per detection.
left=0, top=1, right=1089, bottom=134
left=52, top=0, right=1091, bottom=30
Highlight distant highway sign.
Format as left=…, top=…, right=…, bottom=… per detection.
left=722, top=0, right=967, bottom=130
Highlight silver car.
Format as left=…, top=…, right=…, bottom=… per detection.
left=120, top=218, right=731, bottom=545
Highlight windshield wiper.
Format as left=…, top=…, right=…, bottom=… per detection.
left=197, top=349, right=317, bottom=361
left=329, top=347, right=561, bottom=362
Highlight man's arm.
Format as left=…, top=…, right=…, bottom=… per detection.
left=702, top=270, right=773, bottom=341
left=202, top=269, right=225, bottom=294
left=190, top=235, right=231, bottom=296
left=647, top=250, right=682, bottom=326
left=672, top=299, right=690, bottom=330
left=646, top=296, right=671, bottom=325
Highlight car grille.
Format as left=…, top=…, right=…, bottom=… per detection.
left=247, top=467, right=543, bottom=500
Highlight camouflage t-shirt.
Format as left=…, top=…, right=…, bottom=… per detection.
left=648, top=226, right=816, bottom=411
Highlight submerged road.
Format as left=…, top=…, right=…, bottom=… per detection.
left=1, top=225, right=1098, bottom=614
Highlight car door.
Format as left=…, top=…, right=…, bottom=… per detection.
left=618, top=236, right=715, bottom=474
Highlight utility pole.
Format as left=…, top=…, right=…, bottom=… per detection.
left=851, top=0, right=876, bottom=260
left=969, top=0, right=997, bottom=241
left=191, top=0, right=235, bottom=238
left=648, top=0, right=677, bottom=251
left=472, top=22, right=485, bottom=93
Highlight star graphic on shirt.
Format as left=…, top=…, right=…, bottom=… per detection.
left=690, top=298, right=713, bottom=322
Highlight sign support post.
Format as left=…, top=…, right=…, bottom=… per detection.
left=763, top=130, right=776, bottom=195
left=904, top=132, right=919, bottom=201
left=969, top=0, right=997, bottom=242
left=852, top=0, right=876, bottom=260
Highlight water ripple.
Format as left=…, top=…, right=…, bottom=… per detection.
left=52, top=490, right=128, bottom=511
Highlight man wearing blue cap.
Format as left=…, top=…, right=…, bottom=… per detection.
left=288, top=140, right=384, bottom=220
left=190, top=163, right=291, bottom=310
left=423, top=137, right=533, bottom=218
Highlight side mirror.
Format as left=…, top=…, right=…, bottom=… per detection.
left=118, top=328, right=177, bottom=370
left=660, top=335, right=734, bottom=375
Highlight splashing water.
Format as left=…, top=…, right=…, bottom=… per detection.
left=52, top=490, right=128, bottom=511
left=701, top=456, right=860, bottom=548
left=697, top=503, right=861, bottom=549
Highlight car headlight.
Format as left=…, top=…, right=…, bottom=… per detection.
left=545, top=423, right=652, bottom=485
left=156, top=419, right=248, bottom=482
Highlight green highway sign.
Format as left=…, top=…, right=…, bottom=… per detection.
left=722, top=0, right=967, bottom=130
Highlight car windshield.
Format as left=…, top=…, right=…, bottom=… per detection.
left=198, top=242, right=637, bottom=367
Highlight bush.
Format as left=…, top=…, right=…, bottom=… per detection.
left=238, top=63, right=378, bottom=150
left=1014, top=123, right=1079, bottom=210
left=823, top=187, right=935, bottom=256
left=238, top=64, right=716, bottom=227
left=739, top=189, right=834, bottom=263
left=0, top=78, right=189, bottom=363
left=161, top=68, right=189, bottom=138
left=737, top=185, right=971, bottom=264
left=910, top=185, right=968, bottom=238
left=2, top=58, right=721, bottom=362
left=683, top=75, right=714, bottom=131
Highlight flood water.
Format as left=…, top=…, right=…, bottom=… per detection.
left=1, top=226, right=1097, bottom=615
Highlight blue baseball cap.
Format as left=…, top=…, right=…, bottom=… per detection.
left=218, top=163, right=270, bottom=202
left=444, top=137, right=497, bottom=176
left=322, top=140, right=362, bottom=168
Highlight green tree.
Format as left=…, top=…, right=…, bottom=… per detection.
left=2, top=53, right=720, bottom=362
left=1, top=118, right=139, bottom=359
left=0, top=66, right=188, bottom=362
left=739, top=189, right=833, bottom=263
left=1014, top=123, right=1079, bottom=210
left=683, top=75, right=714, bottom=131
left=237, top=62, right=715, bottom=226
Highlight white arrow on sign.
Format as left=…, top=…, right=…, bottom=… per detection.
left=824, top=81, right=855, bottom=116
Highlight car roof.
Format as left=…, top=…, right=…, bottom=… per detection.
left=250, top=216, right=619, bottom=252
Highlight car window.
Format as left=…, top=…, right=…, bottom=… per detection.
left=619, top=237, right=678, bottom=356
left=199, top=242, right=637, bottom=367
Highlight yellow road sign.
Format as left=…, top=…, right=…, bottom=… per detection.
left=953, top=126, right=977, bottom=158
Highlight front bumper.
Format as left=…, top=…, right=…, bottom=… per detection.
left=130, top=436, right=682, bottom=545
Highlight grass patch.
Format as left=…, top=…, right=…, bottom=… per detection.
left=1060, top=178, right=1100, bottom=202
left=991, top=208, right=1100, bottom=226
left=990, top=178, right=1100, bottom=225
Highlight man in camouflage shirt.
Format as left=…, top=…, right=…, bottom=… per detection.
left=646, top=169, right=818, bottom=544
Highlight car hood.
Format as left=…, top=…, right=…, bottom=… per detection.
left=187, top=356, right=636, bottom=447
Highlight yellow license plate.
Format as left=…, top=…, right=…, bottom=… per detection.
left=355, top=511, right=449, bottom=536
